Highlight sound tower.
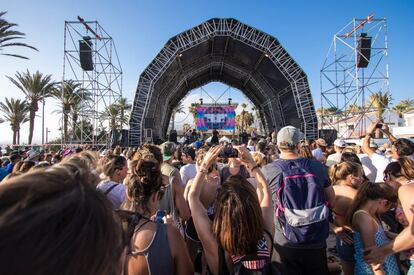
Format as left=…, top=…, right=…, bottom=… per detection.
left=357, top=33, right=371, bottom=68
left=120, top=129, right=129, bottom=147
left=79, top=36, right=94, bottom=71
left=169, top=130, right=177, bottom=143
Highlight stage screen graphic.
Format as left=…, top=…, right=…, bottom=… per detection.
left=196, top=105, right=236, bottom=131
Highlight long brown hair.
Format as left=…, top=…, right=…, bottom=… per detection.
left=330, top=161, right=362, bottom=184
left=0, top=161, right=123, bottom=275
left=399, top=157, right=414, bottom=180
left=212, top=175, right=264, bottom=255
left=347, top=182, right=397, bottom=225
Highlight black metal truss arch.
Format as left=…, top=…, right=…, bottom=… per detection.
left=129, top=18, right=317, bottom=145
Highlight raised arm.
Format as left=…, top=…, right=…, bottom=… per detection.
left=363, top=121, right=379, bottom=158
left=381, top=123, right=397, bottom=143
left=188, top=145, right=222, bottom=275
left=236, top=146, right=274, bottom=236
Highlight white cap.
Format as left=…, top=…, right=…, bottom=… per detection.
left=333, top=139, right=346, bottom=148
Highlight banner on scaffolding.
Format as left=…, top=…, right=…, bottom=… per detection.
left=196, top=104, right=236, bottom=131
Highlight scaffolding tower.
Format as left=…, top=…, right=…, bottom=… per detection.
left=62, top=17, right=122, bottom=146
left=320, top=15, right=389, bottom=138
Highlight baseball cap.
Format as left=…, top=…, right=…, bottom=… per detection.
left=333, top=139, right=346, bottom=148
left=276, top=126, right=303, bottom=148
left=316, top=138, right=328, bottom=147
left=160, top=142, right=176, bottom=161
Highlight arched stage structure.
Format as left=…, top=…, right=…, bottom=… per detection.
left=129, top=18, right=317, bottom=146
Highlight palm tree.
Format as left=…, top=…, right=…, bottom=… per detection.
left=251, top=106, right=264, bottom=135
left=52, top=80, right=91, bottom=141
left=116, top=97, right=131, bottom=129
left=102, top=103, right=125, bottom=131
left=0, top=11, right=37, bottom=59
left=367, top=92, right=392, bottom=138
left=7, top=70, right=56, bottom=144
left=347, top=104, right=361, bottom=115
left=171, top=101, right=185, bottom=131
left=367, top=92, right=391, bottom=120
left=188, top=103, right=200, bottom=126
left=0, top=98, right=29, bottom=144
left=392, top=98, right=414, bottom=118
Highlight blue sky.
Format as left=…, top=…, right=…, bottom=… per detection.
left=0, top=0, right=413, bottom=144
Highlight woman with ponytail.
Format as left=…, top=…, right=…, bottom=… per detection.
left=373, top=157, right=414, bottom=272
left=124, top=158, right=193, bottom=275
left=348, top=182, right=399, bottom=274
left=330, top=161, right=363, bottom=275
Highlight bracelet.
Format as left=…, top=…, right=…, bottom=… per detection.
left=251, top=165, right=260, bottom=172
left=198, top=166, right=208, bottom=174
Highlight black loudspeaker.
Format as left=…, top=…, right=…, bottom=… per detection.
left=318, top=129, right=337, bottom=146
left=144, top=118, right=154, bottom=128
left=79, top=37, right=94, bottom=71
left=357, top=33, right=371, bottom=68
left=169, top=130, right=177, bottom=143
left=120, top=129, right=129, bottom=147
left=110, top=130, right=120, bottom=148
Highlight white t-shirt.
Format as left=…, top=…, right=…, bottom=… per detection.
left=357, top=153, right=378, bottom=183
left=96, top=180, right=126, bottom=209
left=180, top=163, right=197, bottom=186
left=312, top=148, right=325, bottom=162
left=326, top=152, right=342, bottom=167
left=370, top=153, right=392, bottom=183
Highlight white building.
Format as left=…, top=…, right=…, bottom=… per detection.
left=392, top=110, right=414, bottom=138
left=332, top=110, right=402, bottom=138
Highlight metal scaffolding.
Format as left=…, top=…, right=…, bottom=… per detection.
left=130, top=18, right=317, bottom=146
left=62, top=17, right=122, bottom=146
left=320, top=15, right=389, bottom=138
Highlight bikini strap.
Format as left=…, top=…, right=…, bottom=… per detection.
left=353, top=210, right=379, bottom=226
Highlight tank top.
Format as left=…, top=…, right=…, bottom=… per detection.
left=353, top=210, right=399, bottom=275
left=159, top=165, right=183, bottom=233
left=130, top=223, right=174, bottom=274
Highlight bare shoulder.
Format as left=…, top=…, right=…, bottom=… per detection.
left=352, top=211, right=376, bottom=232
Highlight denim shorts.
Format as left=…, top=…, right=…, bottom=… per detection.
left=336, top=235, right=355, bottom=263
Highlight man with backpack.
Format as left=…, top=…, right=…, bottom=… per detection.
left=262, top=126, right=335, bottom=275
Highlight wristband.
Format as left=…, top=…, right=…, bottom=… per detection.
left=198, top=166, right=208, bottom=174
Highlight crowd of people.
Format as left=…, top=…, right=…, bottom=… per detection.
left=0, top=120, right=414, bottom=275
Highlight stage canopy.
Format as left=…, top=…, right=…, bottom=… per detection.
left=129, top=18, right=317, bottom=145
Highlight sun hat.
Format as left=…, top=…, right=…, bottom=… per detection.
left=316, top=138, right=328, bottom=147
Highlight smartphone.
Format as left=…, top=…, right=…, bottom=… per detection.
left=154, top=210, right=165, bottom=224
left=219, top=145, right=238, bottom=158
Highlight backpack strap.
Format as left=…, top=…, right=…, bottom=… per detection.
left=104, top=183, right=119, bottom=195
left=263, top=229, right=274, bottom=259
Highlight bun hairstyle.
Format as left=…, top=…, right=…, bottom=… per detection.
left=125, top=159, right=163, bottom=214
left=0, top=159, right=123, bottom=275
left=330, top=161, right=362, bottom=183
left=100, top=154, right=127, bottom=178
